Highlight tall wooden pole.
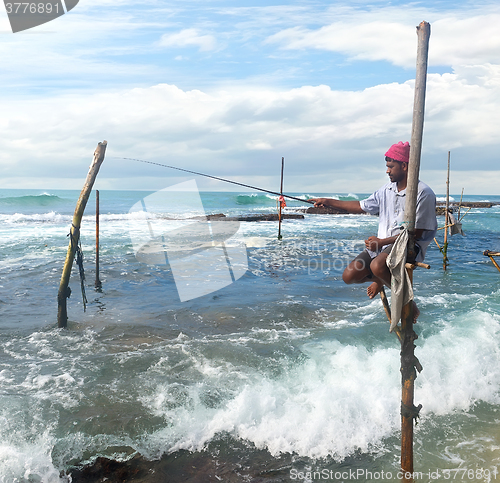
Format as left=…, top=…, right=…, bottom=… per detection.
left=443, top=152, right=450, bottom=270
left=57, top=141, right=107, bottom=328
left=400, top=21, right=430, bottom=480
left=278, top=157, right=284, bottom=240
left=95, top=189, right=102, bottom=289
left=458, top=187, right=464, bottom=221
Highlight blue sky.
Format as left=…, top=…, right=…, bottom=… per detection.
left=1, top=0, right=499, bottom=194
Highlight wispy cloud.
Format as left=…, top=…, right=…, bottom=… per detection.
left=265, top=7, right=500, bottom=69
left=159, top=28, right=217, bottom=52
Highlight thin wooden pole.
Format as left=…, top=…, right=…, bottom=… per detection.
left=380, top=287, right=403, bottom=343
left=459, top=206, right=471, bottom=222
left=401, top=21, right=430, bottom=480
left=278, top=157, right=284, bottom=240
left=458, top=187, right=464, bottom=220
left=484, top=251, right=500, bottom=273
left=443, top=152, right=450, bottom=270
left=95, top=189, right=102, bottom=289
left=488, top=255, right=500, bottom=273
left=57, top=141, right=107, bottom=328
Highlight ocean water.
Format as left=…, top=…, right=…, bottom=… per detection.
left=1, top=187, right=500, bottom=482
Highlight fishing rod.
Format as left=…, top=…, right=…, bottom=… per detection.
left=120, top=157, right=315, bottom=205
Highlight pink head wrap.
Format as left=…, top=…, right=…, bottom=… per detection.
left=385, top=141, right=410, bottom=163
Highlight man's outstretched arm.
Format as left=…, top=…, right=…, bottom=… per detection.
left=308, top=198, right=365, bottom=214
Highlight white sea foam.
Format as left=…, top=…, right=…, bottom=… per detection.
left=134, top=310, right=500, bottom=461
left=416, top=292, right=482, bottom=307
left=0, top=211, right=70, bottom=224
left=138, top=340, right=401, bottom=460
left=244, top=236, right=270, bottom=247
left=0, top=209, right=220, bottom=227
left=0, top=427, right=70, bottom=483
left=418, top=310, right=500, bottom=414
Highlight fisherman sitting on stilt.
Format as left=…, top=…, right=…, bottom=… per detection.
left=309, top=142, right=437, bottom=319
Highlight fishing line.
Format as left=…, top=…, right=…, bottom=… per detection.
left=119, top=157, right=315, bottom=205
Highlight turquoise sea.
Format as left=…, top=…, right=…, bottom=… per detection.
left=1, top=187, right=500, bottom=482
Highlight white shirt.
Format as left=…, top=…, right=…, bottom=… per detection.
left=359, top=181, right=437, bottom=262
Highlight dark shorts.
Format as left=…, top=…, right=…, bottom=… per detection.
left=352, top=243, right=420, bottom=277
left=353, top=245, right=394, bottom=277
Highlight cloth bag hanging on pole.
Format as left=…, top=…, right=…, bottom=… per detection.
left=386, top=226, right=414, bottom=332
left=448, top=212, right=465, bottom=236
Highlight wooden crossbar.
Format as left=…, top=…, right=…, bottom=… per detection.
left=484, top=250, right=500, bottom=273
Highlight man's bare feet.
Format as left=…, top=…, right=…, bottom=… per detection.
left=367, top=281, right=383, bottom=299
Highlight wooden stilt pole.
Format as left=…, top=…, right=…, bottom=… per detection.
left=380, top=287, right=403, bottom=343
left=443, top=152, right=450, bottom=270
left=484, top=251, right=500, bottom=273
left=488, top=255, right=500, bottom=273
left=458, top=187, right=464, bottom=221
left=278, top=157, right=284, bottom=240
left=400, top=21, right=430, bottom=481
left=95, top=189, right=102, bottom=289
left=57, top=141, right=107, bottom=328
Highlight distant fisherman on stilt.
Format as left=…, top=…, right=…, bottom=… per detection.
left=309, top=142, right=437, bottom=314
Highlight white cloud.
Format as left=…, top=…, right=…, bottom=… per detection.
left=1, top=61, right=499, bottom=193
left=159, top=28, right=217, bottom=52
left=265, top=8, right=500, bottom=69
left=431, top=15, right=500, bottom=66
left=266, top=21, right=415, bottom=68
